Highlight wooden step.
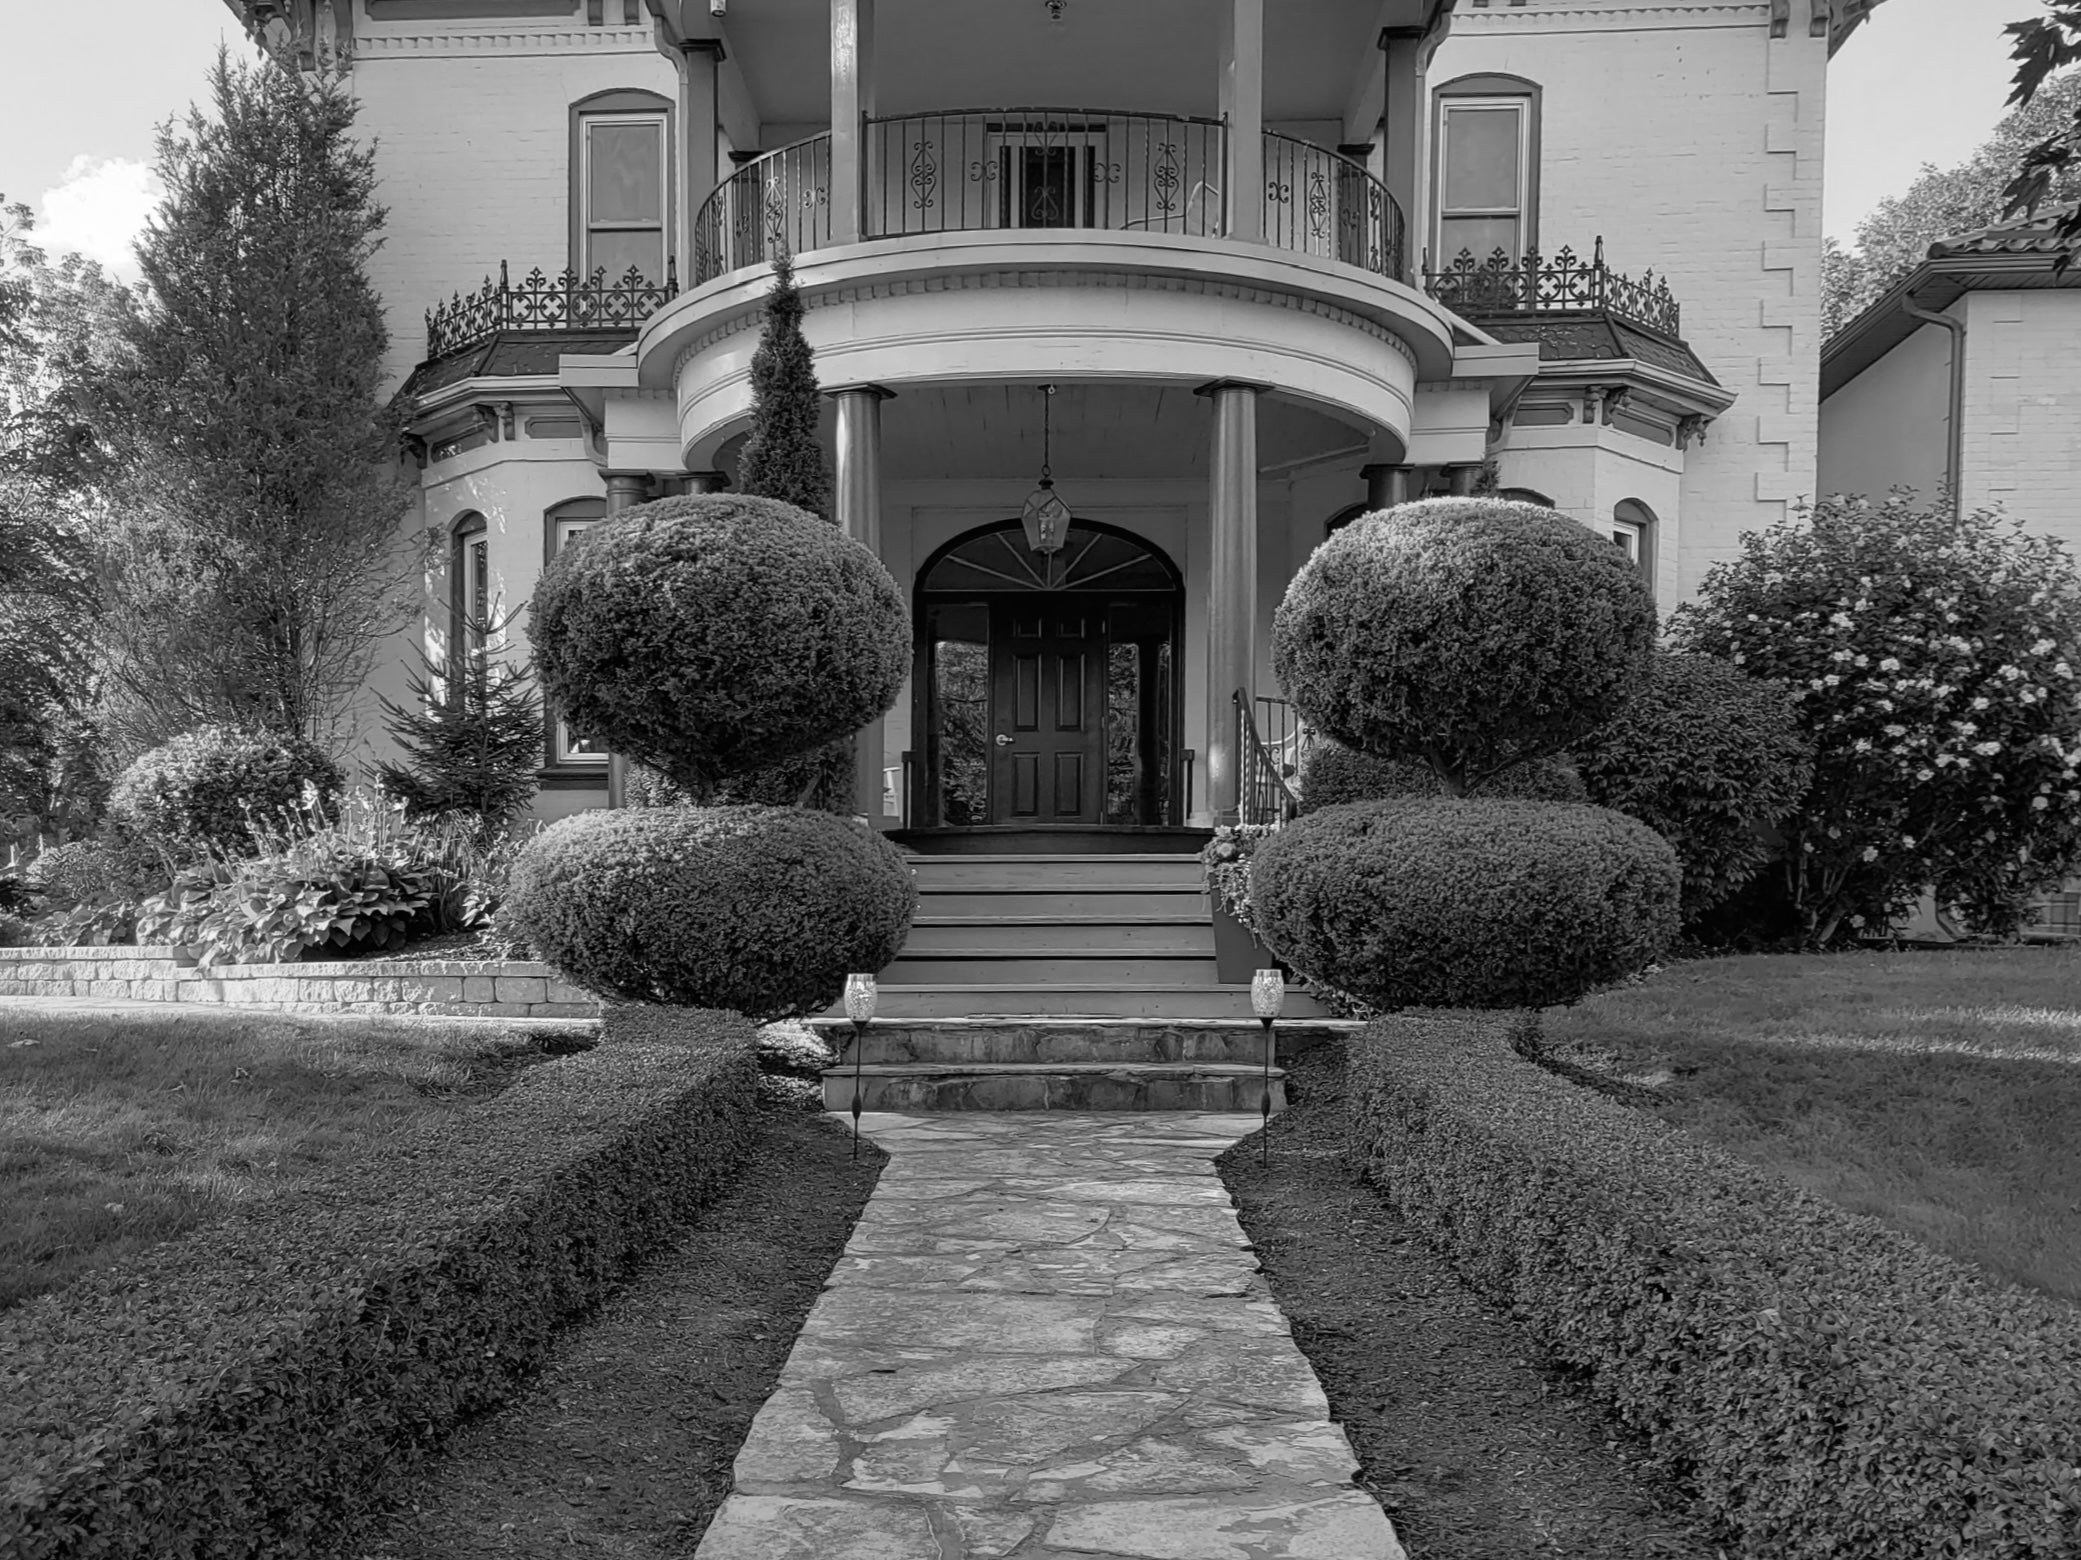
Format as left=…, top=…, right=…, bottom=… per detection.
left=906, top=917, right=1213, bottom=953
left=883, top=952, right=1223, bottom=986
left=907, top=854, right=1205, bottom=889
left=817, top=984, right=1333, bottom=1020
left=822, top=1060, right=1288, bottom=1114
left=918, top=887, right=1208, bottom=917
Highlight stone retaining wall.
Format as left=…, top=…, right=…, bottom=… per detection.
left=0, top=946, right=600, bottom=1019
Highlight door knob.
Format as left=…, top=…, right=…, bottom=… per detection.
left=995, top=733, right=1013, bottom=746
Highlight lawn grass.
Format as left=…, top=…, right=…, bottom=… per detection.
left=0, top=1009, right=582, bottom=1311
left=1541, top=948, right=2081, bottom=1305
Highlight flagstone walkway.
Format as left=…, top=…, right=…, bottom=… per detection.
left=694, top=1111, right=1405, bottom=1560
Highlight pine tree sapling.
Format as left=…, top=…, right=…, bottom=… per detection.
left=1672, top=492, right=2081, bottom=943
left=734, top=255, right=830, bottom=520
left=376, top=605, right=544, bottom=840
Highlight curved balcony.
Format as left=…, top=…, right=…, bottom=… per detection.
left=688, top=109, right=1407, bottom=287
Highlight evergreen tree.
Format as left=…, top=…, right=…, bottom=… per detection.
left=95, top=52, right=416, bottom=757
left=733, top=255, right=830, bottom=520
left=375, top=607, right=543, bottom=841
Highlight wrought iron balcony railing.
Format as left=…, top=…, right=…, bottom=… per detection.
left=1421, top=237, right=1682, bottom=337
left=1262, top=132, right=1407, bottom=283
left=424, top=259, right=679, bottom=359
left=692, top=134, right=834, bottom=286
left=686, top=110, right=1408, bottom=286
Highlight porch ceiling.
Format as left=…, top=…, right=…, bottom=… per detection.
left=873, top=382, right=1369, bottom=482
left=721, top=0, right=1428, bottom=130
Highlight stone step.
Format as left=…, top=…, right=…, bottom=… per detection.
left=908, top=853, right=1204, bottom=889
left=884, top=952, right=1224, bottom=986
left=806, top=1017, right=1339, bottom=1066
left=907, top=916, right=1214, bottom=952
left=821, top=1060, right=1288, bottom=1113
left=818, top=983, right=1332, bottom=1020
left=918, top=886, right=1208, bottom=917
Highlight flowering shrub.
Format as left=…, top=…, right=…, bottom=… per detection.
left=1673, top=493, right=2081, bottom=942
left=1199, top=823, right=1276, bottom=925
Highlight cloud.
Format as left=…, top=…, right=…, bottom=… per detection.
left=35, top=155, right=162, bottom=278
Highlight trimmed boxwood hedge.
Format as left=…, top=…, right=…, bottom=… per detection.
left=1346, top=1022, right=2081, bottom=1559
left=108, top=725, right=343, bottom=856
left=1251, top=799, right=1680, bottom=1009
left=0, top=1007, right=761, bottom=1560
left=1297, top=742, right=1587, bottom=813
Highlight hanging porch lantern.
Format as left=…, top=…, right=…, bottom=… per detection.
left=1020, top=384, right=1073, bottom=555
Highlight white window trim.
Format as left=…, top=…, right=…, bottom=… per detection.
left=580, top=111, right=669, bottom=283
left=1434, top=95, right=1531, bottom=264
left=549, top=516, right=610, bottom=766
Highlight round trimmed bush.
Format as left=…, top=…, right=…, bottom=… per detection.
left=1251, top=798, right=1680, bottom=1009
left=502, top=804, right=916, bottom=1021
left=1298, top=741, right=1586, bottom=813
left=1574, top=652, right=1814, bottom=925
left=1273, top=499, right=1656, bottom=788
left=529, top=493, right=908, bottom=795
left=108, top=726, right=342, bottom=856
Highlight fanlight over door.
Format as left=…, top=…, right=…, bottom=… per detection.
left=917, top=521, right=1182, bottom=828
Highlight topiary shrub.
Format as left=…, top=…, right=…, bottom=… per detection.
left=503, top=805, right=916, bottom=1021
left=529, top=493, right=906, bottom=799
left=1273, top=499, right=1655, bottom=792
left=1252, top=798, right=1680, bottom=1010
left=1297, top=741, right=1586, bottom=813
left=1574, top=652, right=1814, bottom=925
left=108, top=725, right=342, bottom=857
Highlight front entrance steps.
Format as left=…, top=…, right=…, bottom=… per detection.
left=819, top=851, right=1339, bottom=1107
left=810, top=1018, right=1357, bottom=1113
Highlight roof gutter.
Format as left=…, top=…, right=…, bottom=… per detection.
left=1901, top=292, right=1965, bottom=520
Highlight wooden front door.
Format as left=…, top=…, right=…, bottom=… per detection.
left=990, top=602, right=1107, bottom=823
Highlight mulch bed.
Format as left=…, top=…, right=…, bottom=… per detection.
left=347, top=1103, right=885, bottom=1559
left=1220, top=1043, right=1724, bottom=1560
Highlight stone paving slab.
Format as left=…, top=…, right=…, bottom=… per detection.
left=694, top=1111, right=1404, bottom=1560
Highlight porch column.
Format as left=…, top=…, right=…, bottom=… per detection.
left=685, top=469, right=729, bottom=494
left=829, top=0, right=876, bottom=245
left=1200, top=380, right=1262, bottom=827
left=833, top=384, right=893, bottom=822
left=679, top=40, right=724, bottom=278
left=1218, top=0, right=1265, bottom=243
left=1447, top=463, right=1482, bottom=496
left=1360, top=461, right=1414, bottom=511
left=1379, top=28, right=1428, bottom=278
left=602, top=472, right=652, bottom=808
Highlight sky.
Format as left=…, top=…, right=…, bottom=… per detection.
left=0, top=0, right=2059, bottom=280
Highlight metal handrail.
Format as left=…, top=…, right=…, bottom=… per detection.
left=424, top=257, right=679, bottom=359
left=1261, top=131, right=1407, bottom=282
left=1235, top=689, right=1302, bottom=828
left=862, top=107, right=1227, bottom=241
left=1421, top=235, right=1682, bottom=337
left=691, top=133, right=835, bottom=285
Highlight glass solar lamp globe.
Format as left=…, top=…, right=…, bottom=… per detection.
left=1251, top=968, right=1284, bottom=1019
left=843, top=972, right=878, bottom=1024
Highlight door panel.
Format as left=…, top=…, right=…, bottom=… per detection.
left=990, top=604, right=1105, bottom=823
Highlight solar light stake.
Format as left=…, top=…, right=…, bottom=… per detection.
left=843, top=973, right=877, bottom=1158
left=1251, top=969, right=1284, bottom=1166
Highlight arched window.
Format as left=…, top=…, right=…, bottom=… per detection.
left=1610, top=499, right=1658, bottom=592
left=570, top=89, right=675, bottom=286
left=1432, top=73, right=1542, bottom=266
left=448, top=512, right=489, bottom=688
left=1498, top=486, right=1554, bottom=506
left=544, top=497, right=610, bottom=768
left=1324, top=501, right=1372, bottom=538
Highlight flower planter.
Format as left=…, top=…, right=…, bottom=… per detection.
left=1210, top=897, right=1287, bottom=983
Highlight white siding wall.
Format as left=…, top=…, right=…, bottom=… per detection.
left=1816, top=319, right=1951, bottom=503
left=1430, top=0, right=1831, bottom=598
left=1959, top=289, right=2081, bottom=555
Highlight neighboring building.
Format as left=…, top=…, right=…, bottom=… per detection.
left=1819, top=202, right=2081, bottom=554
left=222, top=0, right=1882, bottom=832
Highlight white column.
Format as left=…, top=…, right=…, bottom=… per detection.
left=1380, top=29, right=1428, bottom=277
left=679, top=40, right=723, bottom=279
left=1200, top=381, right=1262, bottom=827
left=833, top=385, right=893, bottom=822
left=829, top=0, right=876, bottom=245
left=1218, top=0, right=1265, bottom=243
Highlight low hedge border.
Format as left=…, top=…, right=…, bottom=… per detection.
left=1346, top=1019, right=2081, bottom=1559
left=0, top=1004, right=761, bottom=1560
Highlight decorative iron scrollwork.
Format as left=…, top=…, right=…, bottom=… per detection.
left=424, top=257, right=680, bottom=359
left=908, top=139, right=939, bottom=210
left=1421, top=238, right=1682, bottom=337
